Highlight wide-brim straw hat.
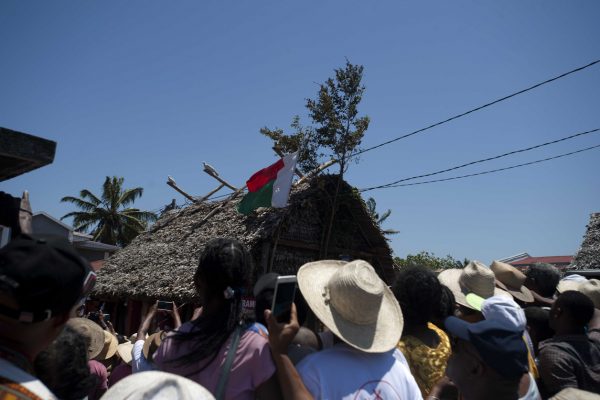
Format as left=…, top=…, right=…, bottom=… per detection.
left=490, top=261, right=534, bottom=303
left=556, top=274, right=588, bottom=294
left=96, top=330, right=118, bottom=360
left=297, top=259, right=403, bottom=353
left=67, top=317, right=105, bottom=360
left=103, top=371, right=215, bottom=400
left=143, top=331, right=165, bottom=361
left=438, top=261, right=511, bottom=310
left=576, top=279, right=600, bottom=309
left=117, top=341, right=134, bottom=365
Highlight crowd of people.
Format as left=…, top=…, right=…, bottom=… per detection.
left=1, top=234, right=599, bottom=400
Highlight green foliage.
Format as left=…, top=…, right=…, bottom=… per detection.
left=61, top=176, right=158, bottom=247
left=394, top=251, right=469, bottom=270
left=259, top=60, right=370, bottom=174
left=365, top=197, right=399, bottom=236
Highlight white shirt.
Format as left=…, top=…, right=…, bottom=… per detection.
left=0, top=357, right=56, bottom=399
left=296, top=343, right=423, bottom=400
left=131, top=339, right=156, bottom=373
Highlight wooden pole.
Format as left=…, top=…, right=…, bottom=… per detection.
left=198, top=183, right=225, bottom=202
left=192, top=185, right=247, bottom=229
left=202, top=163, right=239, bottom=191
left=295, top=159, right=338, bottom=186
left=166, top=176, right=197, bottom=203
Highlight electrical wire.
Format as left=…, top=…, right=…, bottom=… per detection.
left=351, top=59, right=600, bottom=157
left=360, top=127, right=599, bottom=192
left=360, top=143, right=600, bottom=191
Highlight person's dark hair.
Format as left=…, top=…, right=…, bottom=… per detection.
left=254, top=289, right=274, bottom=326
left=524, top=306, right=554, bottom=345
left=168, top=238, right=252, bottom=372
left=34, top=326, right=96, bottom=400
left=434, top=284, right=456, bottom=322
left=392, top=265, right=442, bottom=326
left=525, top=263, right=560, bottom=297
left=555, top=290, right=595, bottom=329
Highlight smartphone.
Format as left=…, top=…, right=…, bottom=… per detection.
left=157, top=300, right=172, bottom=311
left=271, top=276, right=297, bottom=323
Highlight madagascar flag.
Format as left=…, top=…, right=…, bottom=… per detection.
left=237, top=152, right=298, bottom=215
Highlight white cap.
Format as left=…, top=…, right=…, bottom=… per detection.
left=102, top=371, right=215, bottom=400
left=481, top=295, right=526, bottom=332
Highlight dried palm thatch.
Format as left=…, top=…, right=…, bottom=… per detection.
left=93, top=175, right=395, bottom=302
left=570, top=212, right=600, bottom=270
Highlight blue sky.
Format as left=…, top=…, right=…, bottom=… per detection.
left=1, top=1, right=599, bottom=264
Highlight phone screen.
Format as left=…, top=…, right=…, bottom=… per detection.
left=272, top=279, right=297, bottom=323
left=157, top=301, right=172, bottom=311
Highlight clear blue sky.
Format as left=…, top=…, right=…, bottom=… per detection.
left=2, top=1, right=599, bottom=264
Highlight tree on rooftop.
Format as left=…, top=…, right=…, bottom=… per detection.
left=366, top=197, right=399, bottom=236
left=61, top=176, right=157, bottom=247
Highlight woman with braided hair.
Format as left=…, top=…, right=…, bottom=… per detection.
left=154, top=238, right=281, bottom=399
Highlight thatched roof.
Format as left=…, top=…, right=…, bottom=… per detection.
left=571, top=212, right=600, bottom=270
left=94, top=175, right=394, bottom=302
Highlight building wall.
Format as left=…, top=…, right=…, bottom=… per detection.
left=32, top=216, right=72, bottom=241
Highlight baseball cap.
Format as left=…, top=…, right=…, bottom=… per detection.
left=445, top=316, right=528, bottom=380
left=0, top=235, right=95, bottom=323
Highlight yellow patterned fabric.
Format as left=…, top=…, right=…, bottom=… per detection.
left=397, top=322, right=451, bottom=397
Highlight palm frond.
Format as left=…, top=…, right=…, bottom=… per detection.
left=60, top=197, right=98, bottom=212
left=79, top=190, right=102, bottom=205
left=121, top=208, right=158, bottom=223
left=377, top=209, right=392, bottom=224
left=118, top=187, right=144, bottom=208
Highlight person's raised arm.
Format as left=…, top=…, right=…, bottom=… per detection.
left=168, top=302, right=182, bottom=329
left=138, top=301, right=158, bottom=339
left=264, top=303, right=313, bottom=400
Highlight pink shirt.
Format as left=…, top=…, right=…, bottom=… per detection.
left=154, top=321, right=276, bottom=400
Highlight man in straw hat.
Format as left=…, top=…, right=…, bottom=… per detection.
left=294, top=259, right=422, bottom=399
left=438, top=260, right=511, bottom=322
left=577, top=279, right=600, bottom=333
left=490, top=261, right=534, bottom=305
left=0, top=235, right=95, bottom=400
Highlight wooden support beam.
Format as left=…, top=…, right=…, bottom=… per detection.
left=202, top=163, right=238, bottom=191
left=166, top=176, right=197, bottom=203
left=198, top=183, right=225, bottom=202
left=192, top=185, right=247, bottom=229
left=295, top=159, right=338, bottom=186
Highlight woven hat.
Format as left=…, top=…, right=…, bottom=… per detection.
left=117, top=341, right=134, bottom=365
left=490, top=261, right=534, bottom=303
left=297, top=259, right=403, bottom=353
left=438, top=261, right=511, bottom=310
left=96, top=330, right=118, bottom=360
left=577, top=279, right=600, bottom=309
left=67, top=317, right=105, bottom=360
left=103, top=371, right=215, bottom=400
left=143, top=331, right=165, bottom=362
left=556, top=274, right=587, bottom=294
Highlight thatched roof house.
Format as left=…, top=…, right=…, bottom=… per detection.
left=571, top=212, right=600, bottom=270
left=94, top=175, right=395, bottom=302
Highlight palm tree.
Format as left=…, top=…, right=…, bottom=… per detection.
left=61, top=176, right=158, bottom=247
left=366, top=197, right=399, bottom=236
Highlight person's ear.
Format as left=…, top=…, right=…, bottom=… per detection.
left=472, top=359, right=485, bottom=377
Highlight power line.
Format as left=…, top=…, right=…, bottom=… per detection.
left=352, top=59, right=600, bottom=157
left=360, top=143, right=600, bottom=191
left=360, top=127, right=599, bottom=192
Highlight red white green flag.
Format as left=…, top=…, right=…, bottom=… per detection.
left=237, top=152, right=298, bottom=215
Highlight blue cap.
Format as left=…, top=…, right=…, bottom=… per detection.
left=445, top=316, right=528, bottom=379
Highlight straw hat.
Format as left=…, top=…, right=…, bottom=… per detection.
left=438, top=261, right=511, bottom=310
left=67, top=317, right=105, bottom=360
left=95, top=330, right=118, bottom=360
left=577, top=279, right=600, bottom=309
left=297, top=259, right=403, bottom=353
left=143, top=331, right=165, bottom=362
left=556, top=274, right=587, bottom=294
left=490, top=261, right=534, bottom=303
left=103, top=371, right=215, bottom=400
left=117, top=341, right=134, bottom=366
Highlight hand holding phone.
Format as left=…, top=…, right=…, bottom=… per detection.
left=271, top=276, right=297, bottom=323
left=157, top=300, right=172, bottom=311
